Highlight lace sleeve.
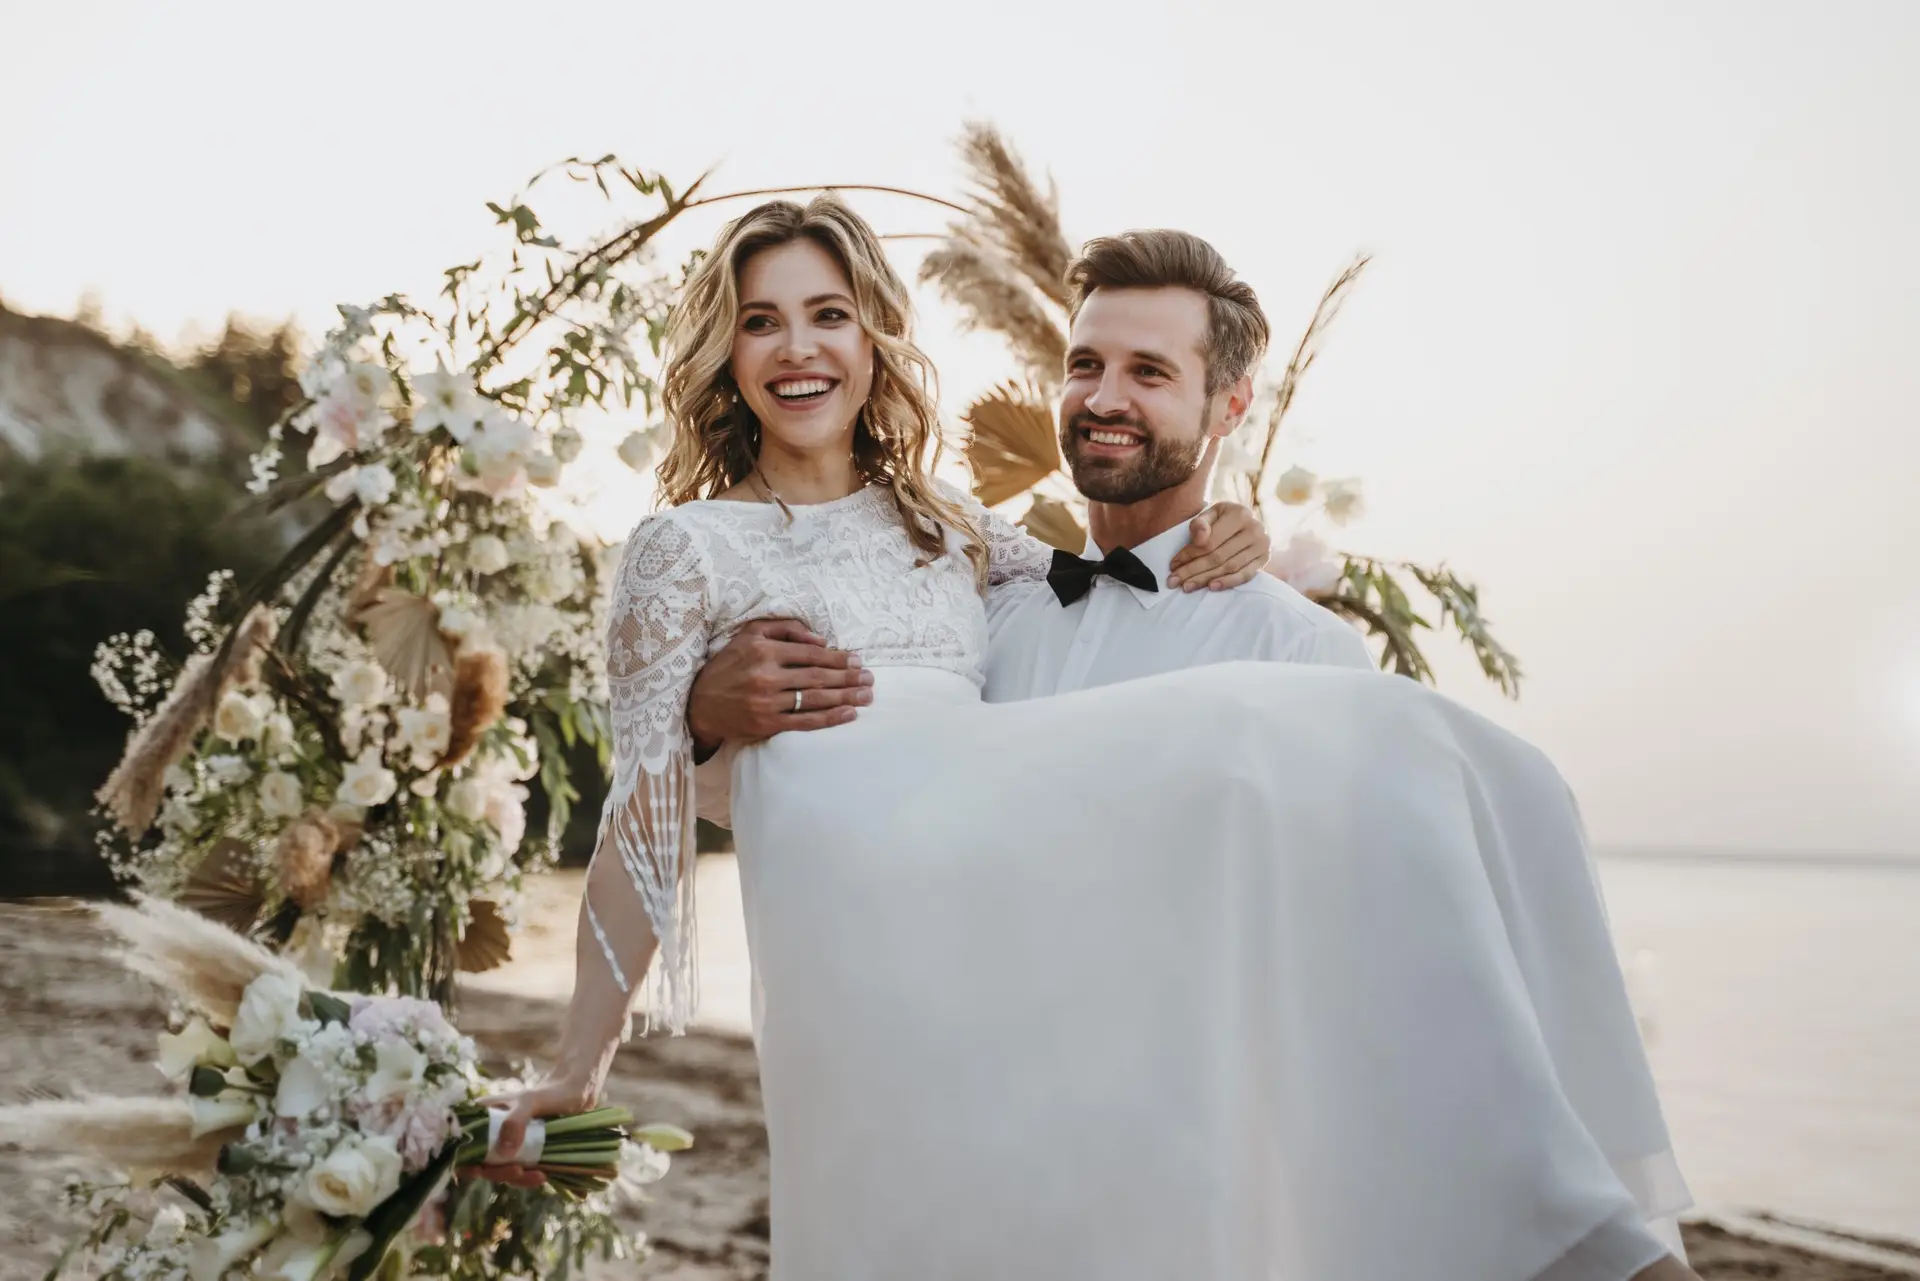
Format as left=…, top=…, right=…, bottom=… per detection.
left=585, top=512, right=710, bottom=1036
left=943, top=481, right=1053, bottom=586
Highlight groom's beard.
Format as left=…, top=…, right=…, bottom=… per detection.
left=1059, top=409, right=1208, bottom=505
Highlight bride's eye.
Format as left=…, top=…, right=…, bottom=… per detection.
left=816, top=307, right=851, bottom=324
left=742, top=314, right=777, bottom=333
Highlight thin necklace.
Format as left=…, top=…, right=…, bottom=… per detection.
left=749, top=467, right=792, bottom=518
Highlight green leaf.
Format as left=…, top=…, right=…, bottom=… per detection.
left=188, top=1065, right=231, bottom=1098
left=308, top=990, right=353, bottom=1026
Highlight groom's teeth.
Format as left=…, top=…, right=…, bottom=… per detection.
left=1088, top=430, right=1140, bottom=446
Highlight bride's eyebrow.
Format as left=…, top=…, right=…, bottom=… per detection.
left=739, top=293, right=853, bottom=312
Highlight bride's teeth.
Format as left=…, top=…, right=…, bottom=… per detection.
left=775, top=379, right=833, bottom=399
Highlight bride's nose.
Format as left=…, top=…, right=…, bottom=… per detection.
left=778, top=325, right=821, bottom=363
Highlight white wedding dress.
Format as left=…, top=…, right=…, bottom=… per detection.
left=587, top=484, right=1688, bottom=1281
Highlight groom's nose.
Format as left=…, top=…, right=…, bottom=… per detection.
left=1083, top=368, right=1131, bottom=419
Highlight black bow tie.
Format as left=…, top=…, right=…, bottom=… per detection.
left=1046, top=545, right=1160, bottom=606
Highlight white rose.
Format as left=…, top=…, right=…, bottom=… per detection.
left=616, top=428, right=662, bottom=473
left=338, top=748, right=398, bottom=808
left=301, top=1135, right=404, bottom=1218
left=156, top=1016, right=236, bottom=1081
left=1273, top=465, right=1319, bottom=507
left=485, top=783, right=528, bottom=855
left=525, top=452, right=562, bottom=487
left=527, top=557, right=578, bottom=605
left=145, top=1202, right=190, bottom=1246
left=204, top=754, right=252, bottom=789
left=1322, top=477, right=1366, bottom=526
left=436, top=603, right=481, bottom=642
left=467, top=535, right=510, bottom=576
left=259, top=770, right=303, bottom=820
left=446, top=777, right=489, bottom=823
left=262, top=710, right=297, bottom=759
left=229, top=970, right=307, bottom=1064
left=396, top=697, right=451, bottom=768
left=212, top=690, right=268, bottom=744
left=330, top=660, right=388, bottom=709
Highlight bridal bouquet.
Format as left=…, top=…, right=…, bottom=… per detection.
left=1, top=897, right=690, bottom=1281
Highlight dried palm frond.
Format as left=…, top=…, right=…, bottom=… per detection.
left=274, top=811, right=344, bottom=910
left=95, top=606, right=278, bottom=837
left=961, top=383, right=1063, bottom=507
left=919, top=234, right=1067, bottom=389
left=352, top=588, right=454, bottom=703
left=1020, top=495, right=1087, bottom=553
left=440, top=647, right=511, bottom=771
left=955, top=122, right=1075, bottom=309
left=180, top=838, right=265, bottom=932
left=95, top=894, right=303, bottom=1027
left=0, top=1097, right=232, bottom=1172
left=1253, top=254, right=1372, bottom=502
left=457, top=899, right=513, bottom=973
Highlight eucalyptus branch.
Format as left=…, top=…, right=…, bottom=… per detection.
left=472, top=171, right=712, bottom=378
left=1252, top=255, right=1372, bottom=515
left=684, top=184, right=968, bottom=217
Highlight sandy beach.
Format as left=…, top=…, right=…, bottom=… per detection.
left=4, top=888, right=1917, bottom=1280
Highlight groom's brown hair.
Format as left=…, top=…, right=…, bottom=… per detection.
left=1065, top=230, right=1269, bottom=396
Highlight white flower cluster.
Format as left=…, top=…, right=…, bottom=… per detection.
left=184, top=571, right=238, bottom=653
left=90, top=629, right=167, bottom=721
left=131, top=973, right=485, bottom=1279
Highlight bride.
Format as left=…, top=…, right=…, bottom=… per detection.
left=490, top=195, right=1697, bottom=1281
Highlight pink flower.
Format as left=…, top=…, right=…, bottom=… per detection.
left=348, top=995, right=456, bottom=1044
left=1271, top=534, right=1343, bottom=597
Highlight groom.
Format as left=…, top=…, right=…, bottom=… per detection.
left=684, top=227, right=1370, bottom=753
left=683, top=228, right=1697, bottom=1277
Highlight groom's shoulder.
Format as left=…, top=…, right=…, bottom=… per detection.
left=1218, top=574, right=1344, bottom=629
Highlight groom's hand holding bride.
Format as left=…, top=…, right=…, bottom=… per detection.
left=687, top=619, right=876, bottom=754
left=685, top=504, right=1271, bottom=752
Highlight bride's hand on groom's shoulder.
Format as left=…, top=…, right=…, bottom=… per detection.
left=687, top=618, right=875, bottom=750
left=1165, top=502, right=1273, bottom=592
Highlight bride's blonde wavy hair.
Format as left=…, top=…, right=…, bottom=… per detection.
left=657, top=195, right=985, bottom=581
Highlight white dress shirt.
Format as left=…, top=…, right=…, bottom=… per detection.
left=983, top=519, right=1374, bottom=702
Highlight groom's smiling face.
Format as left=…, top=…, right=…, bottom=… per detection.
left=1058, top=287, right=1222, bottom=505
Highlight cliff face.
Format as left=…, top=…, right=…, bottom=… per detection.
left=0, top=305, right=253, bottom=470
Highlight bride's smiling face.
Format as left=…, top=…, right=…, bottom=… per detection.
left=731, top=239, right=876, bottom=456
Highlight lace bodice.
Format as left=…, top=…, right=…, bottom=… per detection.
left=585, top=483, right=1051, bottom=1033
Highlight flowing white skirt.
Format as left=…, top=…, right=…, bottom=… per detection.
left=728, top=664, right=1688, bottom=1281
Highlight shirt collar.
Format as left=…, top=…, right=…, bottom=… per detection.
left=1084, top=520, right=1193, bottom=610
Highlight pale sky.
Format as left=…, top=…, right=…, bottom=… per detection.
left=3, top=0, right=1916, bottom=855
